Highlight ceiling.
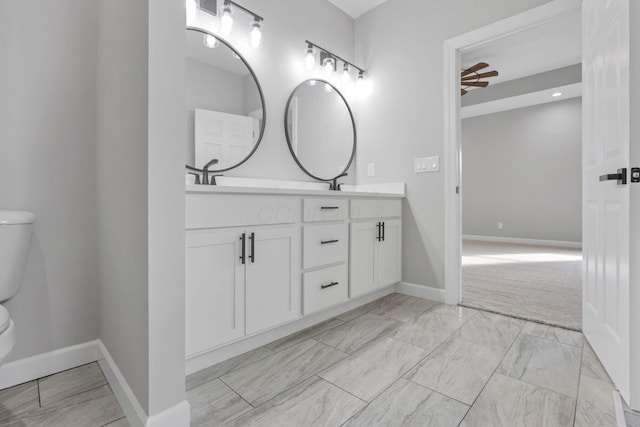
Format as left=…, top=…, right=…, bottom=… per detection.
left=462, top=11, right=581, bottom=85
left=327, top=0, right=389, bottom=18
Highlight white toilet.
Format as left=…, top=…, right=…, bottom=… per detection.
left=0, top=210, right=35, bottom=366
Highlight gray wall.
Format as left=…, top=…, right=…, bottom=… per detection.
left=0, top=0, right=99, bottom=361
left=462, top=98, right=582, bottom=242
left=354, top=0, right=552, bottom=289
left=192, top=0, right=356, bottom=182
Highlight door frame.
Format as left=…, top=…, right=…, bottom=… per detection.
left=442, top=0, right=582, bottom=305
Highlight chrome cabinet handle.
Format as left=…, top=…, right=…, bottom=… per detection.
left=321, top=281, right=339, bottom=289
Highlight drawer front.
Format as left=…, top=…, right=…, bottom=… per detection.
left=303, top=198, right=348, bottom=223
left=350, top=199, right=401, bottom=220
left=303, top=264, right=348, bottom=315
left=303, top=223, right=348, bottom=269
left=186, top=194, right=299, bottom=229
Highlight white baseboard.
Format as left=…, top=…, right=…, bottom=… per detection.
left=0, top=340, right=190, bottom=427
left=96, top=341, right=149, bottom=427
left=0, top=340, right=100, bottom=390
left=395, top=282, right=446, bottom=303
left=462, top=234, right=582, bottom=249
left=186, top=286, right=395, bottom=375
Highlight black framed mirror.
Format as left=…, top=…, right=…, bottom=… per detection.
left=284, top=79, right=356, bottom=182
left=186, top=26, right=266, bottom=173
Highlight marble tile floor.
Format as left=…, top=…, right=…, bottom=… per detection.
left=186, top=293, right=623, bottom=427
left=0, top=362, right=128, bottom=427
left=0, top=293, right=625, bottom=426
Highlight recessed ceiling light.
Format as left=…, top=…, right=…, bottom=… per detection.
left=552, top=92, right=562, bottom=97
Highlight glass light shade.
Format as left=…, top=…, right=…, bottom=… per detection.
left=323, top=58, right=335, bottom=79
left=341, top=64, right=350, bottom=84
left=304, top=47, right=315, bottom=70
left=250, top=20, right=262, bottom=48
left=203, top=34, right=219, bottom=48
left=220, top=5, right=234, bottom=36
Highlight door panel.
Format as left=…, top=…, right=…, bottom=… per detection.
left=195, top=108, right=256, bottom=169
left=377, top=220, right=402, bottom=288
left=245, top=226, right=300, bottom=335
left=350, top=221, right=378, bottom=298
left=185, top=229, right=244, bottom=357
left=583, top=0, right=631, bottom=399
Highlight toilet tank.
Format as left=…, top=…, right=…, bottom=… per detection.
left=0, top=211, right=35, bottom=303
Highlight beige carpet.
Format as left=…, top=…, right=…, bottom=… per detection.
left=461, top=240, right=582, bottom=331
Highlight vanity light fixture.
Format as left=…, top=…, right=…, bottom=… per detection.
left=303, top=40, right=366, bottom=86
left=215, top=1, right=264, bottom=48
left=203, top=34, right=220, bottom=48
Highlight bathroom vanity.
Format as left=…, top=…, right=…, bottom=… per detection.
left=185, top=183, right=404, bottom=372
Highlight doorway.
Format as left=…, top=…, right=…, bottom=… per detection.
left=443, top=0, right=583, bottom=309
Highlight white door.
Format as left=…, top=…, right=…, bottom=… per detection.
left=582, top=0, right=631, bottom=398
left=350, top=221, right=378, bottom=298
left=245, top=226, right=300, bottom=335
left=185, top=228, right=245, bottom=357
left=194, top=109, right=255, bottom=169
left=377, top=219, right=402, bottom=287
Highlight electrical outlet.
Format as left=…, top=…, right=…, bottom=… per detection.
left=415, top=156, right=439, bottom=173
left=498, top=222, right=504, bottom=230
left=368, top=163, right=375, bottom=177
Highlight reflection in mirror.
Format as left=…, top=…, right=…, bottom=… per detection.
left=285, top=79, right=356, bottom=182
left=186, top=27, right=265, bottom=172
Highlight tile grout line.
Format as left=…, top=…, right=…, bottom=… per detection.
left=455, top=318, right=527, bottom=426
left=37, top=378, right=42, bottom=408
left=573, top=342, right=586, bottom=426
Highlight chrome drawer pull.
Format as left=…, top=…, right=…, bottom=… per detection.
left=321, top=281, right=339, bottom=289
left=320, top=239, right=339, bottom=245
left=320, top=206, right=339, bottom=210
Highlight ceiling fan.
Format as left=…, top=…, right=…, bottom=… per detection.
left=461, top=62, right=499, bottom=95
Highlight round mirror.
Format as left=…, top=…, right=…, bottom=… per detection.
left=285, top=79, right=356, bottom=181
left=186, top=27, right=266, bottom=172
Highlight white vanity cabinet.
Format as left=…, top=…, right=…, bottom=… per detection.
left=350, top=200, right=402, bottom=298
left=185, top=195, right=300, bottom=358
left=185, top=187, right=403, bottom=366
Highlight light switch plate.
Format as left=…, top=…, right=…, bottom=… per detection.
left=415, top=156, right=439, bottom=173
left=367, top=163, right=375, bottom=177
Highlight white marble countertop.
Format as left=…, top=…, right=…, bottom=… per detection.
left=185, top=181, right=405, bottom=198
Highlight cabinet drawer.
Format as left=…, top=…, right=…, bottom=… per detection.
left=303, top=264, right=348, bottom=315
left=303, top=224, right=348, bottom=269
left=350, top=199, right=401, bottom=220
left=186, top=194, right=299, bottom=229
left=303, top=198, right=348, bottom=223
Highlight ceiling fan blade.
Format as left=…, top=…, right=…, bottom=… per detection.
left=463, top=81, right=489, bottom=88
left=461, top=70, right=499, bottom=81
left=461, top=62, right=489, bottom=77
left=461, top=89, right=468, bottom=96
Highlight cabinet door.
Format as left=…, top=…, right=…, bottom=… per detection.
left=377, top=219, right=402, bottom=287
left=350, top=221, right=378, bottom=298
left=185, top=228, right=245, bottom=357
left=245, top=226, right=300, bottom=335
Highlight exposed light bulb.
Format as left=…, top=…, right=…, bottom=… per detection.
left=323, top=57, right=335, bottom=79
left=186, top=0, right=198, bottom=24
left=250, top=19, right=263, bottom=49
left=307, top=79, right=318, bottom=86
left=220, top=3, right=234, bottom=37
left=324, top=83, right=333, bottom=93
left=203, top=34, right=219, bottom=48
left=305, top=46, right=315, bottom=70
left=341, top=63, right=351, bottom=84
left=552, top=92, right=562, bottom=97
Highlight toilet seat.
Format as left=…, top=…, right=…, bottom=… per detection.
left=0, top=305, right=9, bottom=334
